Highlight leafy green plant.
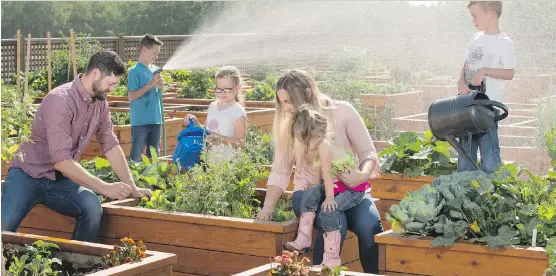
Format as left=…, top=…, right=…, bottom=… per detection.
left=111, top=84, right=128, bottom=97
left=111, top=111, right=131, bottom=126
left=51, top=33, right=103, bottom=88
left=5, top=70, right=49, bottom=95
left=168, top=69, right=190, bottom=82
left=272, top=197, right=297, bottom=223
left=245, top=75, right=278, bottom=101
left=379, top=131, right=457, bottom=177
left=143, top=145, right=268, bottom=218
left=4, top=240, right=62, bottom=276
left=1, top=85, right=36, bottom=163
left=331, top=149, right=357, bottom=177
left=135, top=129, right=288, bottom=221
left=386, top=163, right=556, bottom=272
left=81, top=147, right=179, bottom=192
left=178, top=68, right=217, bottom=99
left=117, top=60, right=137, bottom=87
left=245, top=124, right=274, bottom=165
left=318, top=265, right=349, bottom=276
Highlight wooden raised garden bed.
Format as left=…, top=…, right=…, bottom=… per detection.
left=105, top=92, right=180, bottom=102
left=166, top=105, right=275, bottom=132
left=234, top=263, right=378, bottom=276
left=360, top=90, right=429, bottom=118
left=2, top=231, right=177, bottom=276
left=163, top=97, right=276, bottom=109
left=372, top=174, right=434, bottom=230
left=375, top=231, right=549, bottom=276
left=16, top=191, right=364, bottom=275
left=108, top=101, right=188, bottom=113
left=81, top=117, right=183, bottom=160
left=1, top=160, right=8, bottom=180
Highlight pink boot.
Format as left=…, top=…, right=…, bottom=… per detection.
left=284, top=212, right=315, bottom=251
left=321, top=230, right=342, bottom=268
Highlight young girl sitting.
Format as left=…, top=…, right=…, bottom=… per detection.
left=284, top=104, right=371, bottom=268
left=185, top=66, right=247, bottom=160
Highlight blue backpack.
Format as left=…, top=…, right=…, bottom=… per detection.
left=172, top=119, right=211, bottom=170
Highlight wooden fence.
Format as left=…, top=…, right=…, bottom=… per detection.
left=0, top=35, right=191, bottom=78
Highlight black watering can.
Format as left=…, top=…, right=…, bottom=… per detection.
left=427, top=82, right=508, bottom=170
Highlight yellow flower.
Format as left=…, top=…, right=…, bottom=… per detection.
left=391, top=220, right=405, bottom=234
left=470, top=221, right=481, bottom=234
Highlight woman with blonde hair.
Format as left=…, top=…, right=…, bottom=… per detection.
left=256, top=69, right=383, bottom=272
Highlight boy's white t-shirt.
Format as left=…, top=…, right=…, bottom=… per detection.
left=463, top=31, right=516, bottom=102
left=205, top=101, right=247, bottom=161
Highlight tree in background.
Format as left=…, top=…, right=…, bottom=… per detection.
left=1, top=1, right=223, bottom=38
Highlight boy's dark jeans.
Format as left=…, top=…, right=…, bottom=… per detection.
left=457, top=109, right=501, bottom=173
left=130, top=124, right=161, bottom=161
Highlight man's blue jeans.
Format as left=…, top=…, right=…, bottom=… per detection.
left=1, top=168, right=102, bottom=242
left=457, top=109, right=501, bottom=174
left=130, top=124, right=161, bottom=162
left=292, top=189, right=383, bottom=273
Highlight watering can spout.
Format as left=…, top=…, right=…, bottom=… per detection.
left=445, top=135, right=480, bottom=171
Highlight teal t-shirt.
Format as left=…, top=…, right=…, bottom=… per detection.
left=127, top=63, right=162, bottom=126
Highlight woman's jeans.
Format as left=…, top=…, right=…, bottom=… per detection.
left=1, top=168, right=102, bottom=242
left=292, top=189, right=383, bottom=273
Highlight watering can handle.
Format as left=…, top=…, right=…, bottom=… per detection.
left=467, top=100, right=509, bottom=121
left=468, top=81, right=486, bottom=93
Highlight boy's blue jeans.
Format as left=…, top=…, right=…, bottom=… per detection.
left=457, top=109, right=501, bottom=174
left=1, top=168, right=102, bottom=242
left=300, top=184, right=365, bottom=232
left=130, top=124, right=161, bottom=162
left=293, top=187, right=383, bottom=273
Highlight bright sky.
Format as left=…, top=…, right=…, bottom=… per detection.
left=407, top=1, right=439, bottom=7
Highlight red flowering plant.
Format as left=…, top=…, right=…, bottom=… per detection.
left=268, top=250, right=311, bottom=276
left=102, top=237, right=147, bottom=267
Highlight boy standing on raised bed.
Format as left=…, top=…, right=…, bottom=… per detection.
left=456, top=1, right=515, bottom=173
left=127, top=34, right=164, bottom=162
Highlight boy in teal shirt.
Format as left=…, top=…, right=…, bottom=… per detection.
left=127, top=34, right=164, bottom=162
